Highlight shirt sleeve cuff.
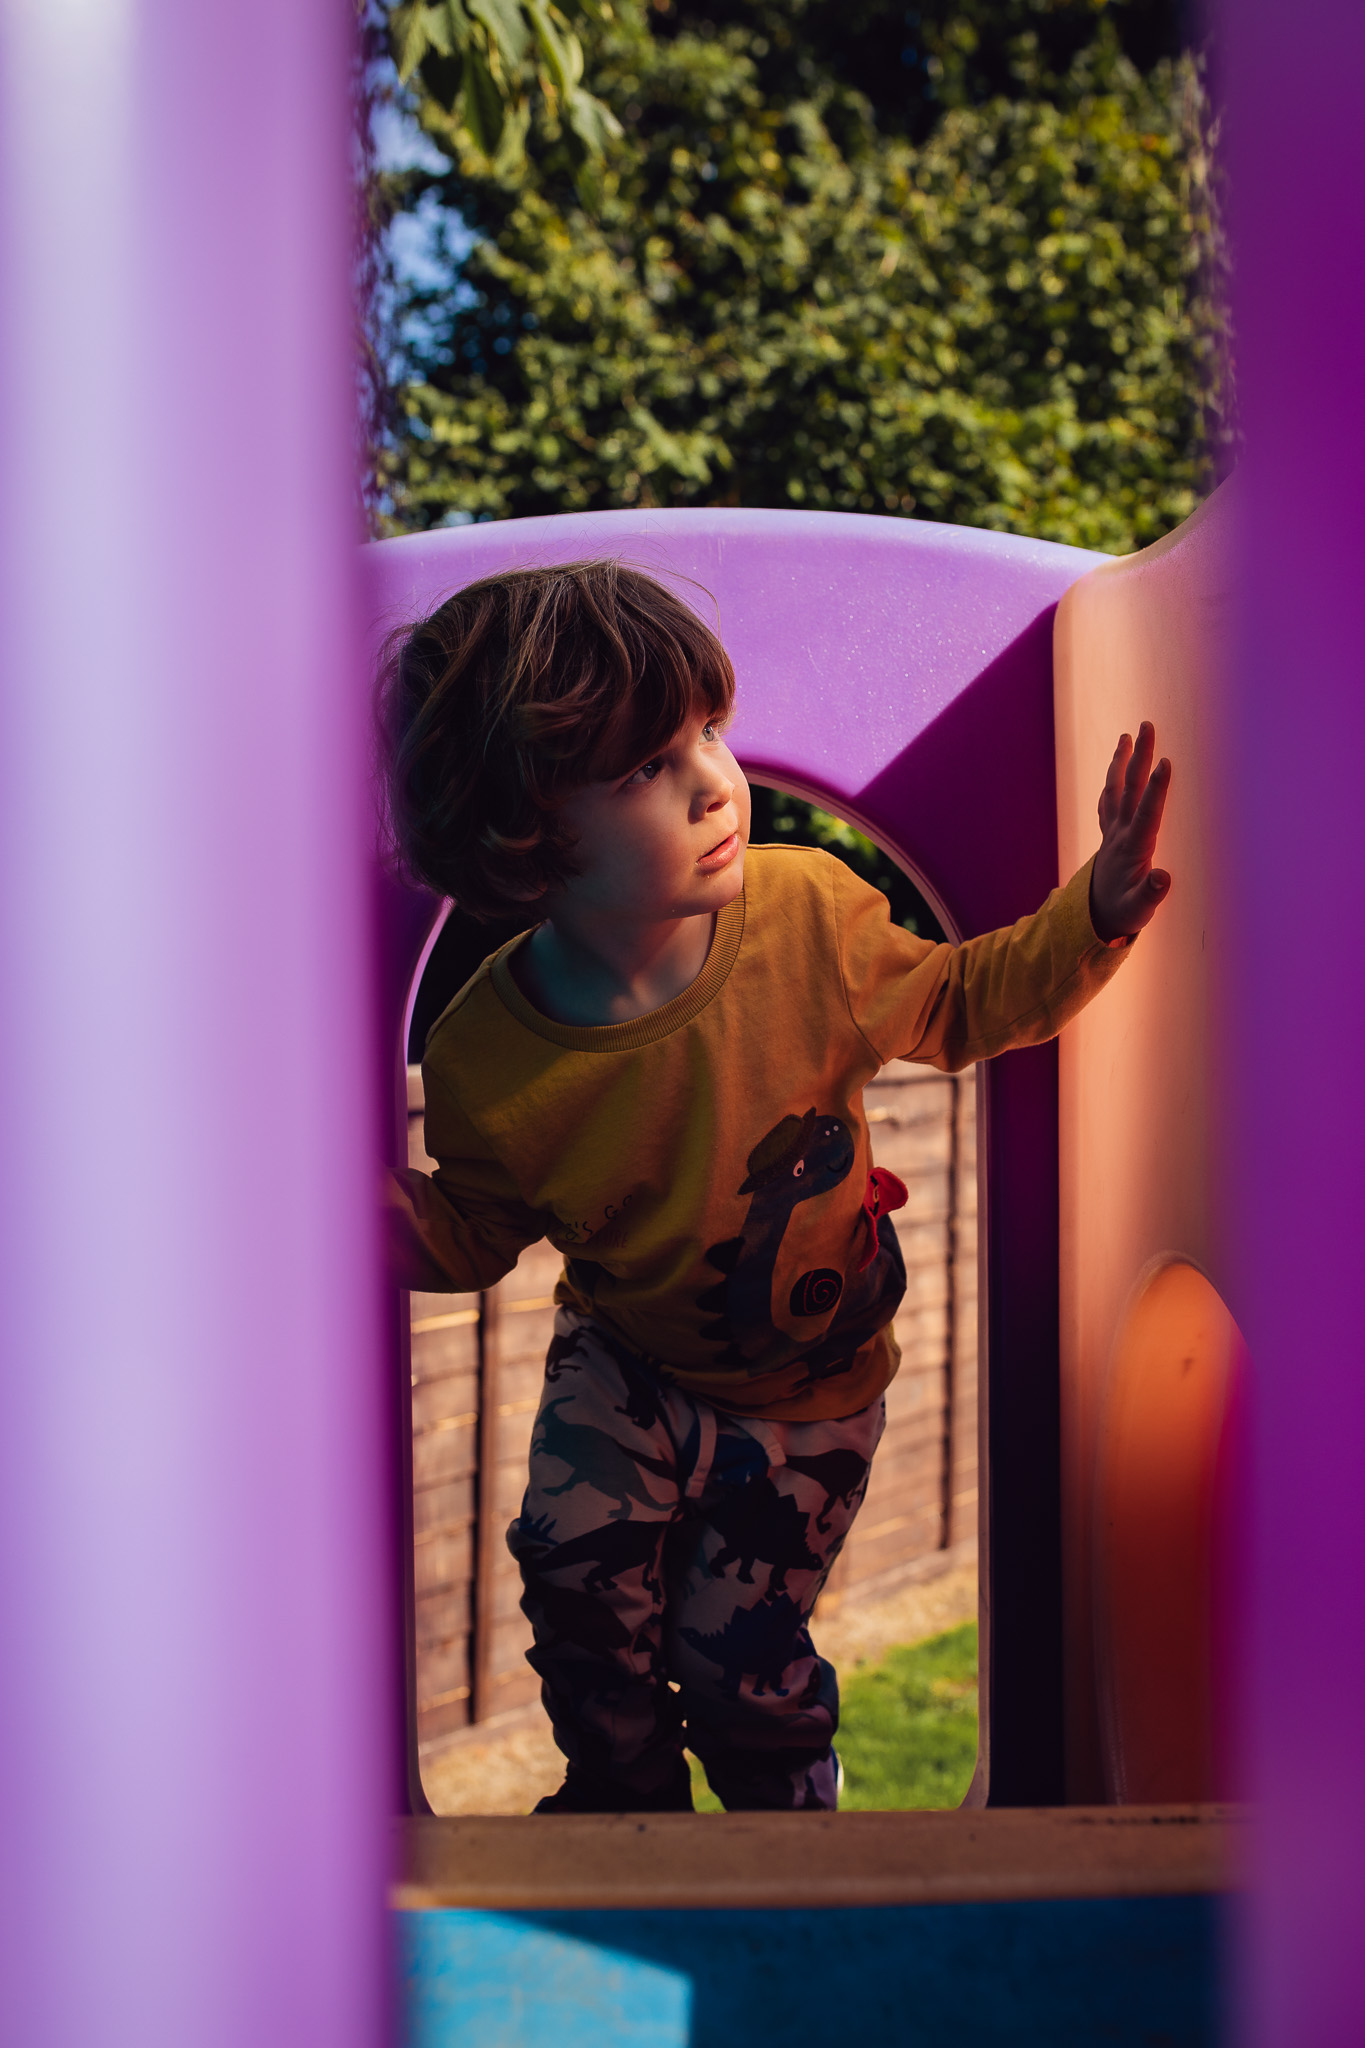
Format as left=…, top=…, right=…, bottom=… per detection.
left=1063, top=852, right=1135, bottom=954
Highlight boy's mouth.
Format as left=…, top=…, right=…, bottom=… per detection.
left=696, top=830, right=741, bottom=875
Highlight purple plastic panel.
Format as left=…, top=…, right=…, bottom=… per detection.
left=1225, top=4, right=1365, bottom=2042
left=0, top=7, right=391, bottom=2048
left=366, top=506, right=1104, bottom=1802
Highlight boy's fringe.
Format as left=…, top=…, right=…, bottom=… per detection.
left=376, top=558, right=734, bottom=919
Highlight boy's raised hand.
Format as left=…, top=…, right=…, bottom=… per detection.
left=1089, top=721, right=1172, bottom=943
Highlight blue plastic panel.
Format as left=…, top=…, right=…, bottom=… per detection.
left=399, top=1897, right=1218, bottom=2047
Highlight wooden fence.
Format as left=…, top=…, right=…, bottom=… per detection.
left=406, top=1061, right=978, bottom=1760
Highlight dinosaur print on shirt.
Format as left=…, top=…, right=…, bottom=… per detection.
left=696, top=1107, right=909, bottom=1391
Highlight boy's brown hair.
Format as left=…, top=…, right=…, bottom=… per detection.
left=378, top=559, right=736, bottom=918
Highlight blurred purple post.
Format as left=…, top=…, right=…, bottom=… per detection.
left=1227, top=3, right=1365, bottom=2042
left=0, top=5, right=390, bottom=2047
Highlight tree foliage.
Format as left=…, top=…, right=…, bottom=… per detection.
left=661, top=0, right=1186, bottom=145
left=375, top=0, right=1228, bottom=553
left=387, top=0, right=619, bottom=170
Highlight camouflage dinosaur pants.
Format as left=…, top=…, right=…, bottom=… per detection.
left=507, top=1306, right=885, bottom=1812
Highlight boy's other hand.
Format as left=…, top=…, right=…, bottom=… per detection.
left=1089, top=721, right=1172, bottom=943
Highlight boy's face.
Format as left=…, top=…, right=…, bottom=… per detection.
left=552, top=712, right=751, bottom=927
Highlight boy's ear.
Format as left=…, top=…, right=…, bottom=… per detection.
left=498, top=879, right=550, bottom=907
left=739, top=1109, right=818, bottom=1193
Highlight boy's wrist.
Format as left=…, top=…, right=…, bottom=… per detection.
left=1087, top=869, right=1132, bottom=949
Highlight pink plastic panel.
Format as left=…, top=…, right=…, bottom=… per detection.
left=367, top=505, right=1104, bottom=1802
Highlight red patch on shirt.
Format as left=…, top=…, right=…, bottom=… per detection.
left=856, top=1166, right=908, bottom=1272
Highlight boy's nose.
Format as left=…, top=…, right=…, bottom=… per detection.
left=696, top=771, right=733, bottom=816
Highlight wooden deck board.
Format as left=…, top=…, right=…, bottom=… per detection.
left=394, top=1804, right=1242, bottom=1912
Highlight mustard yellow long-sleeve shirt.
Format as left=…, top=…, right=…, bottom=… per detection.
left=387, top=845, right=1129, bottom=1420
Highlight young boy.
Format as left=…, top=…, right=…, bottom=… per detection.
left=381, top=559, right=1170, bottom=1814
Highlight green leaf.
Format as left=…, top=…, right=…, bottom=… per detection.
left=391, top=0, right=439, bottom=80
left=556, top=14, right=586, bottom=88
left=491, top=94, right=532, bottom=175
left=527, top=1, right=576, bottom=96
left=468, top=0, right=532, bottom=69
left=422, top=0, right=455, bottom=57
left=565, top=85, right=621, bottom=158
left=463, top=44, right=506, bottom=157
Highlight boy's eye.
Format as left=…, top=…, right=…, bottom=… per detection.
left=624, top=758, right=663, bottom=786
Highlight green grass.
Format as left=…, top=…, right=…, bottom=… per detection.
left=688, top=1622, right=978, bottom=1813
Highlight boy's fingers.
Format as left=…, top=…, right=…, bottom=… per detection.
left=1120, top=723, right=1155, bottom=820
left=1107, top=733, right=1132, bottom=792
left=1131, top=756, right=1171, bottom=845
left=1102, top=734, right=1132, bottom=828
left=1127, top=722, right=1155, bottom=780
